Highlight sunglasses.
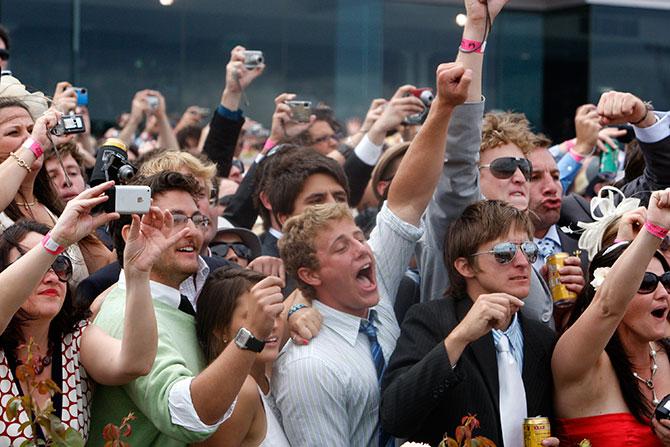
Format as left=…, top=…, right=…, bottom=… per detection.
left=9, top=254, right=72, bottom=282
left=472, top=241, right=539, bottom=264
left=210, top=242, right=253, bottom=261
left=0, top=49, right=9, bottom=61
left=479, top=157, right=533, bottom=181
left=639, top=271, right=670, bottom=294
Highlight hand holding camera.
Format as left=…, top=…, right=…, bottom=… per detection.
left=269, top=92, right=315, bottom=143
left=50, top=180, right=121, bottom=248
left=52, top=81, right=78, bottom=113
left=32, top=109, right=75, bottom=150
left=367, top=85, right=425, bottom=145
left=224, top=45, right=265, bottom=95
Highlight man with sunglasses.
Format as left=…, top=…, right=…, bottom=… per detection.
left=382, top=200, right=559, bottom=447
left=90, top=171, right=284, bottom=446
left=209, top=217, right=262, bottom=267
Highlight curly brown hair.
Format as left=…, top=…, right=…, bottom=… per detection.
left=480, top=111, right=537, bottom=155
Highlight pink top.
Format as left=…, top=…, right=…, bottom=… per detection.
left=554, top=412, right=662, bottom=447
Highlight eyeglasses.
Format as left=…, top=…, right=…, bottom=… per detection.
left=172, top=212, right=210, bottom=228
left=9, top=254, right=72, bottom=283
left=479, top=157, right=533, bottom=181
left=0, top=49, right=10, bottom=61
left=472, top=241, right=539, bottom=264
left=638, top=271, right=670, bottom=294
left=210, top=242, right=253, bottom=261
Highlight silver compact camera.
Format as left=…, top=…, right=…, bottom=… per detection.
left=146, top=95, right=159, bottom=111
left=244, top=50, right=264, bottom=70
left=50, top=113, right=86, bottom=136
left=286, top=100, right=312, bottom=123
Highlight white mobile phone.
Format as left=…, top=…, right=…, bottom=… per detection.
left=114, top=185, right=151, bottom=214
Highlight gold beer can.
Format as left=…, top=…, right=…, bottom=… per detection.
left=546, top=252, right=577, bottom=306
left=523, top=416, right=551, bottom=447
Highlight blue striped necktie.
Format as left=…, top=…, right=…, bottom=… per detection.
left=360, top=310, right=393, bottom=447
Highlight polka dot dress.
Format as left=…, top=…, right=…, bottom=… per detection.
left=0, top=320, right=92, bottom=446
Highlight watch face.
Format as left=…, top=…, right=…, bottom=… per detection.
left=235, top=328, right=252, bottom=347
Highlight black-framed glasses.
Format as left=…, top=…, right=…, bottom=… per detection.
left=639, top=271, right=670, bottom=294
left=472, top=241, right=539, bottom=264
left=0, top=49, right=9, bottom=61
left=9, top=253, right=72, bottom=283
left=172, top=212, right=210, bottom=228
left=210, top=242, right=253, bottom=261
left=479, top=157, right=533, bottom=181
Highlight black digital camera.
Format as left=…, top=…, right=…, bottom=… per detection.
left=89, top=138, right=138, bottom=213
left=656, top=394, right=670, bottom=421
left=50, top=113, right=86, bottom=136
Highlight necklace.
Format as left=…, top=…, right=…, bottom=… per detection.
left=15, top=201, right=36, bottom=207
left=632, top=342, right=659, bottom=406
left=16, top=346, right=53, bottom=375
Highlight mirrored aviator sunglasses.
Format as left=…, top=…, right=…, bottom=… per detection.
left=473, top=241, right=539, bottom=264
left=480, top=157, right=533, bottom=181
left=638, top=271, right=670, bottom=294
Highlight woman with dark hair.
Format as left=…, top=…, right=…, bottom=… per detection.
left=552, top=189, right=670, bottom=446
left=0, top=182, right=179, bottom=445
left=194, top=266, right=289, bottom=447
left=0, top=76, right=114, bottom=285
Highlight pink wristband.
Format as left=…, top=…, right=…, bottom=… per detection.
left=644, top=221, right=669, bottom=240
left=568, top=147, right=585, bottom=162
left=263, top=138, right=278, bottom=151
left=459, top=38, right=486, bottom=54
left=21, top=137, right=44, bottom=159
left=41, top=232, right=66, bottom=255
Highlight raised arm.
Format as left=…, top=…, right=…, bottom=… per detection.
left=0, top=182, right=119, bottom=332
left=387, top=64, right=470, bottom=226
left=151, top=90, right=180, bottom=150
left=80, top=207, right=189, bottom=385
left=552, top=188, right=670, bottom=385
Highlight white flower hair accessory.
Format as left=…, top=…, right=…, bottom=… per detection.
left=590, top=266, right=611, bottom=290
left=400, top=443, right=431, bottom=447
left=569, top=186, right=640, bottom=261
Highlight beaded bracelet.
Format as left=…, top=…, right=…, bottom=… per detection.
left=287, top=303, right=308, bottom=319
left=10, top=151, right=32, bottom=172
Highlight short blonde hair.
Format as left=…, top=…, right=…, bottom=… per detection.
left=481, top=112, right=537, bottom=156
left=138, top=150, right=216, bottom=187
left=279, top=203, right=353, bottom=299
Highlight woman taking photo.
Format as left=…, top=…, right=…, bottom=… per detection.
left=0, top=182, right=183, bottom=445
left=194, top=266, right=289, bottom=447
left=552, top=188, right=670, bottom=446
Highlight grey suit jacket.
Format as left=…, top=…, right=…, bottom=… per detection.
left=416, top=100, right=556, bottom=329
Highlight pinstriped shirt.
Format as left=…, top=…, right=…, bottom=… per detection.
left=272, top=203, right=423, bottom=447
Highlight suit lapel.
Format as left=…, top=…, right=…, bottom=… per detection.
left=455, top=296, right=500, bottom=411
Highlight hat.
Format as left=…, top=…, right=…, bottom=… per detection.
left=214, top=217, right=262, bottom=260
left=0, top=75, right=48, bottom=119
left=370, top=141, right=410, bottom=201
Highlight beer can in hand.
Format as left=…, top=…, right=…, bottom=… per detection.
left=546, top=252, right=577, bottom=306
left=524, top=417, right=551, bottom=447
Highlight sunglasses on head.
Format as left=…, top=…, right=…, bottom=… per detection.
left=210, top=242, right=253, bottom=261
left=472, top=241, right=539, bottom=264
left=638, top=271, right=670, bottom=294
left=9, top=253, right=72, bottom=282
left=479, top=157, right=533, bottom=181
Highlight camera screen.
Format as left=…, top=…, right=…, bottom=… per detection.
left=63, top=116, right=84, bottom=130
left=664, top=399, right=670, bottom=411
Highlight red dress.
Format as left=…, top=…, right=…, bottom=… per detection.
left=554, top=412, right=662, bottom=446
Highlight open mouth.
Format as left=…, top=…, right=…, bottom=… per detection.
left=356, top=263, right=376, bottom=290
left=176, top=245, right=195, bottom=254
left=265, top=336, right=278, bottom=344
left=651, top=307, right=668, bottom=319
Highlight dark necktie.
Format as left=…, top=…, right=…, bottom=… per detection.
left=359, top=310, right=393, bottom=447
left=179, top=294, right=196, bottom=316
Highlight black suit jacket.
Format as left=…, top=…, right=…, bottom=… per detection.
left=557, top=193, right=592, bottom=267
left=381, top=294, right=555, bottom=447
left=74, top=256, right=232, bottom=309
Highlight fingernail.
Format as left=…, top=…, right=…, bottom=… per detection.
left=302, top=340, right=309, bottom=345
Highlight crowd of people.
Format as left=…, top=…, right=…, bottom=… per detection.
left=0, top=0, right=668, bottom=446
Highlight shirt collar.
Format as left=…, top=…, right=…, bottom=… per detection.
left=268, top=227, right=283, bottom=240
left=492, top=313, right=521, bottom=343
left=313, top=300, right=373, bottom=347
left=534, top=224, right=561, bottom=246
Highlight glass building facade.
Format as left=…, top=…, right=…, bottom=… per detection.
left=1, top=0, right=669, bottom=142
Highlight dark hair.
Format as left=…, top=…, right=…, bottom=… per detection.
left=264, top=147, right=349, bottom=221
left=0, top=220, right=90, bottom=356
left=0, top=99, right=65, bottom=222
left=568, top=241, right=670, bottom=423
left=111, top=171, right=200, bottom=265
left=195, top=266, right=266, bottom=364
left=176, top=125, right=203, bottom=151
left=44, top=142, right=87, bottom=183
left=444, top=200, right=534, bottom=297
left=0, top=25, right=10, bottom=51
left=252, top=144, right=298, bottom=231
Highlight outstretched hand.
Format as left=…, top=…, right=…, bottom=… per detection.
left=435, top=62, right=472, bottom=109
left=123, top=207, right=190, bottom=275
left=50, top=181, right=121, bottom=247
left=647, top=189, right=670, bottom=231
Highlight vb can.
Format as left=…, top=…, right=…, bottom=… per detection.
left=523, top=416, right=551, bottom=447
left=546, top=252, right=577, bottom=306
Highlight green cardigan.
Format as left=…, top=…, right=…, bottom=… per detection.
left=88, top=286, right=216, bottom=446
